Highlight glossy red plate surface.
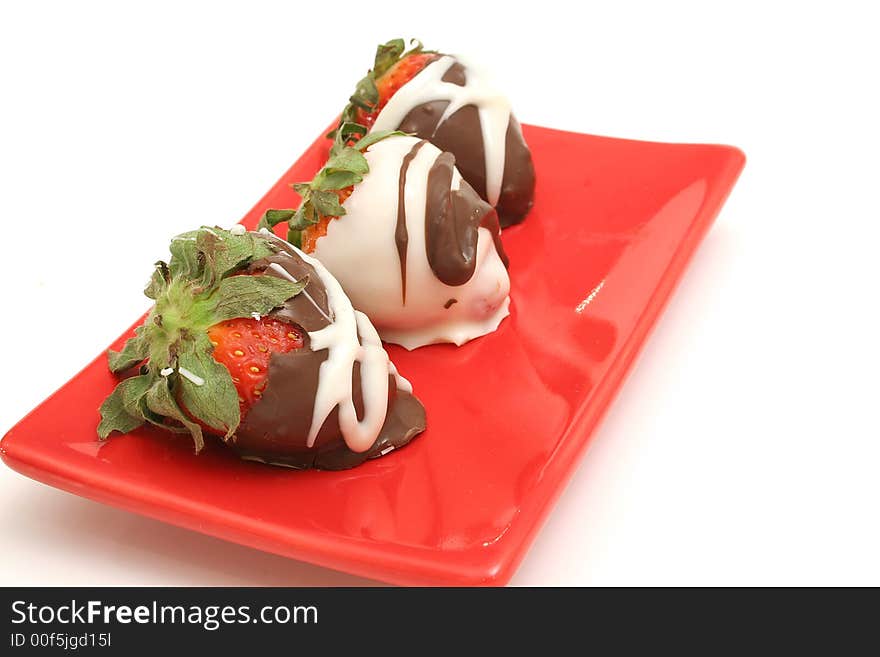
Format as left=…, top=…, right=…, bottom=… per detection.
left=1, top=125, right=744, bottom=586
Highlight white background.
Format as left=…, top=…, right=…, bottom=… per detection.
left=1, top=1, right=878, bottom=586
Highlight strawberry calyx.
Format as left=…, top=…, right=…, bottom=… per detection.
left=257, top=126, right=403, bottom=249
left=330, top=38, right=433, bottom=140
left=98, top=226, right=308, bottom=451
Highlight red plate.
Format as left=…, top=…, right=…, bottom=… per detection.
left=1, top=125, right=744, bottom=586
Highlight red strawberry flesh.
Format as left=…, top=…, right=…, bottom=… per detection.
left=207, top=317, right=304, bottom=416
left=356, top=52, right=437, bottom=128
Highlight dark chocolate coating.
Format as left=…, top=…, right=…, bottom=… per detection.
left=440, top=61, right=467, bottom=86
left=394, top=59, right=536, bottom=227
left=396, top=139, right=430, bottom=303
left=231, top=233, right=426, bottom=470
left=424, top=151, right=508, bottom=286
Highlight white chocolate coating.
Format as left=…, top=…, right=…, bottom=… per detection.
left=312, top=136, right=510, bottom=350
left=370, top=55, right=512, bottom=206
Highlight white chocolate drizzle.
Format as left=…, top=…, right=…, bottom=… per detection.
left=178, top=366, right=205, bottom=386
left=267, top=262, right=333, bottom=324
left=370, top=55, right=512, bottom=206
left=293, top=247, right=411, bottom=453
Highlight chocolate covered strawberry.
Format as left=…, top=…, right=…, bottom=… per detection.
left=99, top=226, right=425, bottom=469
left=333, top=38, right=536, bottom=228
left=260, top=129, right=511, bottom=350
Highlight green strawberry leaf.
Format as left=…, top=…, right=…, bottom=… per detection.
left=373, top=38, right=407, bottom=77
left=119, top=372, right=155, bottom=419
left=325, top=147, right=369, bottom=175
left=349, top=75, right=379, bottom=110
left=333, top=122, right=368, bottom=145
left=107, top=328, right=148, bottom=373
left=311, top=190, right=347, bottom=218
left=286, top=227, right=303, bottom=248
left=292, top=203, right=317, bottom=228
left=313, top=169, right=363, bottom=191
left=208, top=274, right=307, bottom=324
left=201, top=228, right=277, bottom=284
left=168, top=231, right=202, bottom=279
left=144, top=261, right=170, bottom=300
left=98, top=373, right=153, bottom=438
left=176, top=334, right=240, bottom=439
left=143, top=376, right=205, bottom=451
left=258, top=209, right=296, bottom=231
